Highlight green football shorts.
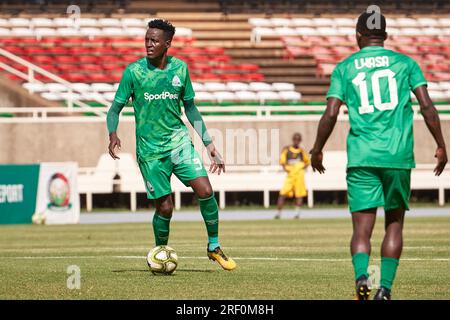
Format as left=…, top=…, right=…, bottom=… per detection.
left=346, top=167, right=411, bottom=213
left=138, top=143, right=208, bottom=199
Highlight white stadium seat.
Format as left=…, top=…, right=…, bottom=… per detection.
left=235, top=91, right=257, bottom=101
left=98, top=18, right=121, bottom=27
left=396, top=18, right=418, bottom=27
left=9, top=18, right=30, bottom=27
left=31, top=18, right=54, bottom=27
left=317, top=27, right=336, bottom=36
left=80, top=27, right=102, bottom=37
left=270, top=18, right=292, bottom=27
left=256, top=91, right=280, bottom=102
left=248, top=18, right=272, bottom=27
left=249, top=82, right=272, bottom=91
left=78, top=18, right=98, bottom=27
left=0, top=18, right=7, bottom=27
left=194, top=92, right=215, bottom=101
left=56, top=27, right=80, bottom=36
left=122, top=18, right=145, bottom=27
left=41, top=92, right=61, bottom=101
left=35, top=28, right=57, bottom=37
left=291, top=18, right=313, bottom=27
left=336, top=27, right=355, bottom=36
left=102, top=27, right=124, bottom=36
left=59, top=92, right=82, bottom=101
left=125, top=27, right=145, bottom=36
left=275, top=27, right=296, bottom=36
left=81, top=92, right=104, bottom=101
left=312, top=18, right=334, bottom=26
left=46, top=83, right=68, bottom=92
left=192, top=82, right=205, bottom=91
left=295, top=27, right=318, bottom=36
left=213, top=91, right=236, bottom=102
left=417, top=18, right=439, bottom=27
left=333, top=18, right=355, bottom=27
left=227, top=82, right=250, bottom=91
left=203, top=82, right=227, bottom=92
left=71, top=83, right=92, bottom=92
left=279, top=91, right=302, bottom=101
left=272, top=83, right=295, bottom=91
left=438, top=18, right=450, bottom=27
left=53, top=18, right=72, bottom=27
left=0, top=28, right=10, bottom=36
left=11, top=28, right=34, bottom=36
left=91, top=83, right=114, bottom=92
left=103, top=92, right=116, bottom=101
left=23, top=82, right=47, bottom=93
left=175, top=27, right=192, bottom=37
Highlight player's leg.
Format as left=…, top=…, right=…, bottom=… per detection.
left=347, top=167, right=384, bottom=300
left=294, top=197, right=303, bottom=219
left=275, top=195, right=286, bottom=219
left=374, top=168, right=411, bottom=300
left=153, top=194, right=174, bottom=246
left=173, top=144, right=236, bottom=270
left=276, top=176, right=293, bottom=219
left=138, top=157, right=173, bottom=246
left=293, top=171, right=307, bottom=219
left=374, top=208, right=404, bottom=300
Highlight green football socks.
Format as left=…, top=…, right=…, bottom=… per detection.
left=352, top=252, right=370, bottom=280
left=198, top=193, right=220, bottom=251
left=380, top=257, right=399, bottom=290
left=152, top=213, right=171, bottom=246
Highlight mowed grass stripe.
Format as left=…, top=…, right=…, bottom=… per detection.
left=0, top=217, right=449, bottom=299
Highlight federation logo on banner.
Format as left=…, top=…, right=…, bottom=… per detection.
left=47, top=173, right=72, bottom=210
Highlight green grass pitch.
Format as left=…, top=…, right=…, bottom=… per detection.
left=0, top=217, right=449, bottom=299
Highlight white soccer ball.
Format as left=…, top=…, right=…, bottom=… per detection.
left=146, top=245, right=178, bottom=275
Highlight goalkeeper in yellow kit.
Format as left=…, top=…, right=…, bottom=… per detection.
left=275, top=133, right=310, bottom=219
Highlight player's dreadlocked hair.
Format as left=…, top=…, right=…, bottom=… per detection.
left=148, top=19, right=176, bottom=40
left=356, top=11, right=387, bottom=39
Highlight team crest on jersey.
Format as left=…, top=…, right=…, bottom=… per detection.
left=172, top=75, right=182, bottom=87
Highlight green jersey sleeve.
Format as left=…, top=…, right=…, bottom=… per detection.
left=408, top=59, right=427, bottom=91
left=114, top=66, right=133, bottom=104
left=326, top=64, right=345, bottom=101
left=182, top=66, right=195, bottom=101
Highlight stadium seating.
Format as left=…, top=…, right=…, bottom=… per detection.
left=249, top=17, right=450, bottom=100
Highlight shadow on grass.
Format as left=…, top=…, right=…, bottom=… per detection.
left=112, top=269, right=216, bottom=274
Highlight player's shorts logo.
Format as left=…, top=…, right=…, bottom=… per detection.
left=172, top=75, right=181, bottom=87
left=146, top=181, right=154, bottom=193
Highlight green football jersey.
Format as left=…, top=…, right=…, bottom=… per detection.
left=327, top=46, right=427, bottom=169
left=114, top=56, right=195, bottom=162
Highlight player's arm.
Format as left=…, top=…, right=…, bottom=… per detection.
left=183, top=99, right=225, bottom=175
left=107, top=101, right=126, bottom=160
left=310, top=97, right=343, bottom=173
left=107, top=67, right=132, bottom=160
left=279, top=148, right=288, bottom=172
left=414, top=85, right=447, bottom=175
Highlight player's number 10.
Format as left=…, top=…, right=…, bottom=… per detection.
left=352, top=69, right=398, bottom=114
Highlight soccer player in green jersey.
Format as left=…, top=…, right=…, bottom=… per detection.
left=106, top=19, right=236, bottom=271
left=310, top=12, right=447, bottom=299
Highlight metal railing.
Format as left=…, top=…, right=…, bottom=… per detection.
left=0, top=47, right=109, bottom=117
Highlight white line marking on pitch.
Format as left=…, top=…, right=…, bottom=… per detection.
left=1, top=255, right=450, bottom=262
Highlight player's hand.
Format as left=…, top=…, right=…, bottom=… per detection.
left=310, top=149, right=325, bottom=174
left=108, top=132, right=121, bottom=160
left=434, top=147, right=447, bottom=176
left=207, top=143, right=225, bottom=175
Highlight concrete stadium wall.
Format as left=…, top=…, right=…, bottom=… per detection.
left=0, top=119, right=448, bottom=167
